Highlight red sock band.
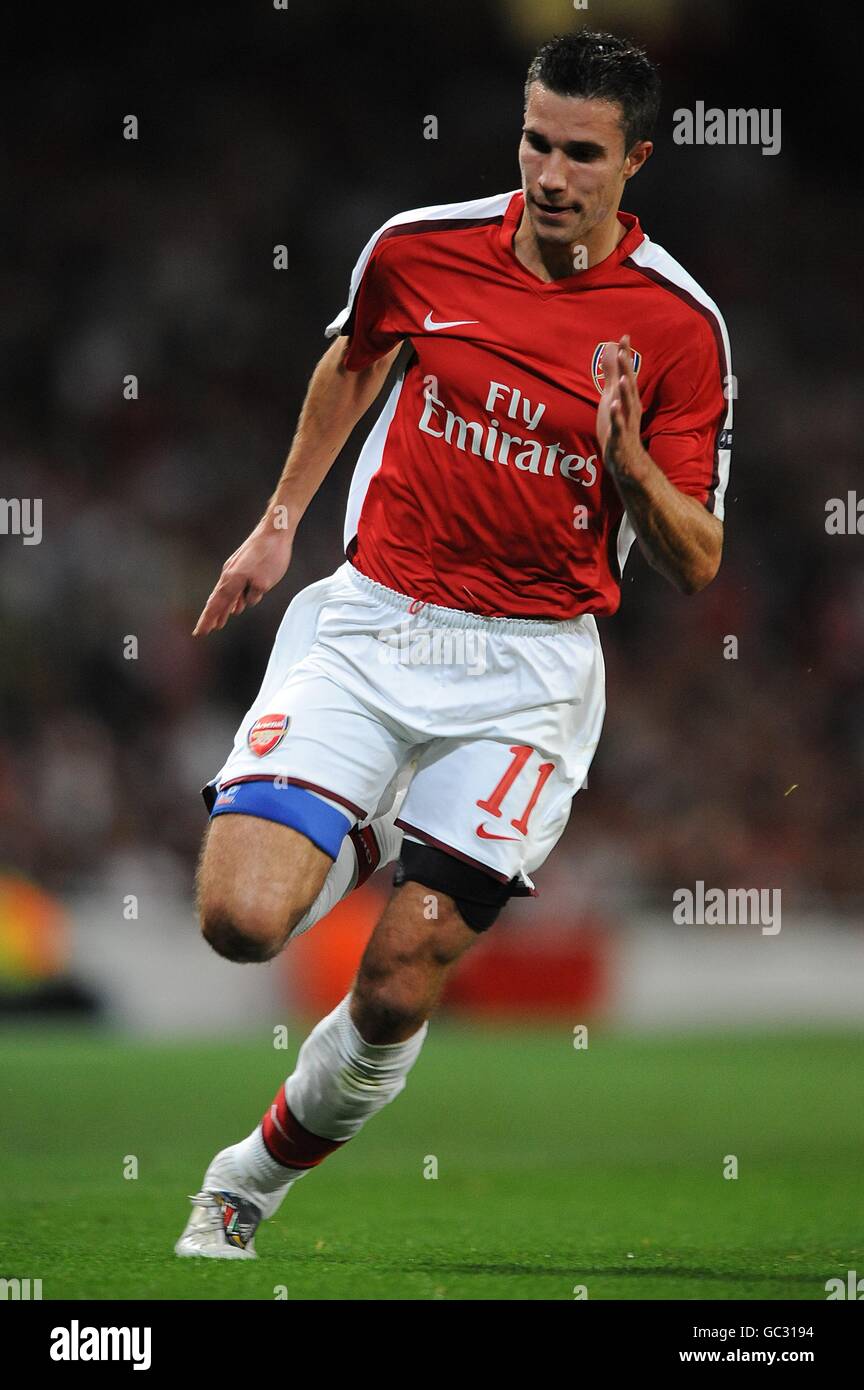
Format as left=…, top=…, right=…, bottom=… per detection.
left=348, top=822, right=381, bottom=888
left=261, top=1085, right=345, bottom=1169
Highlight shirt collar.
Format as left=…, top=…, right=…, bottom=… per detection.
left=496, top=190, right=646, bottom=291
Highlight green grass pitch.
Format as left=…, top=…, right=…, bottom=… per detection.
left=2, top=1024, right=861, bottom=1300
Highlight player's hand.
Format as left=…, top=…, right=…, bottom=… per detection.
left=596, top=334, right=647, bottom=480
left=193, top=520, right=294, bottom=636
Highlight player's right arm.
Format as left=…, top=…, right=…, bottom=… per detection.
left=193, top=334, right=401, bottom=636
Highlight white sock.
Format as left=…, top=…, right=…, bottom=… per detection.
left=283, top=993, right=428, bottom=1141
left=288, top=834, right=358, bottom=941
left=211, top=995, right=428, bottom=1219
left=210, top=1126, right=311, bottom=1219
left=288, top=785, right=408, bottom=941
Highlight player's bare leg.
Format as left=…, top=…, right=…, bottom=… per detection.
left=196, top=762, right=413, bottom=963
left=350, top=879, right=477, bottom=1043
left=176, top=877, right=478, bottom=1257
left=196, top=815, right=332, bottom=962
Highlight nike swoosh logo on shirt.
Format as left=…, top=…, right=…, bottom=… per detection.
left=424, top=311, right=480, bottom=331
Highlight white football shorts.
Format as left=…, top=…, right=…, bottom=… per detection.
left=206, top=560, right=606, bottom=888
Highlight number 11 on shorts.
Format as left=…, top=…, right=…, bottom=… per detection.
left=476, top=745, right=555, bottom=835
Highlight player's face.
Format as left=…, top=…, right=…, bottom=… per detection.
left=519, top=84, right=650, bottom=248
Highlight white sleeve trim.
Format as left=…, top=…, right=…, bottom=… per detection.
left=628, top=238, right=733, bottom=522
left=324, top=189, right=519, bottom=340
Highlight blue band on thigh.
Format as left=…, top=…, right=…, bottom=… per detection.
left=209, top=779, right=352, bottom=859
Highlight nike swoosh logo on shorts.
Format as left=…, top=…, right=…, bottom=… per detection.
left=424, top=311, right=480, bottom=331
left=476, top=823, right=520, bottom=841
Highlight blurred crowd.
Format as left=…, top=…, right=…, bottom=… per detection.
left=1, top=1, right=861, bottom=915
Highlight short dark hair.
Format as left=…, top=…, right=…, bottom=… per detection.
left=524, top=30, right=661, bottom=151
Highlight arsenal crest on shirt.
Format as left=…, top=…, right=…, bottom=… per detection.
left=592, top=341, right=642, bottom=396
left=247, top=712, right=290, bottom=757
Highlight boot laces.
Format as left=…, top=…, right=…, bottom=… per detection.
left=187, top=1190, right=229, bottom=1231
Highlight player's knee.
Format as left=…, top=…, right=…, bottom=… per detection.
left=199, top=897, right=306, bottom=964
left=201, top=907, right=278, bottom=963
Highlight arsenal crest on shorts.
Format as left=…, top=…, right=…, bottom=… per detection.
left=592, top=341, right=642, bottom=395
left=247, top=712, right=290, bottom=757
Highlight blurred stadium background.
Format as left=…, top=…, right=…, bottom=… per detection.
left=1, top=0, right=861, bottom=1029
left=1, top=0, right=862, bottom=1301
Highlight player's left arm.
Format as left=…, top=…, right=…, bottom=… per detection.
left=598, top=334, right=724, bottom=595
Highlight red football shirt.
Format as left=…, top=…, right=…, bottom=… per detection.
left=325, top=189, right=732, bottom=619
